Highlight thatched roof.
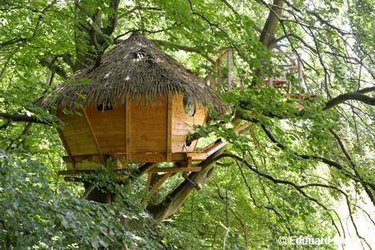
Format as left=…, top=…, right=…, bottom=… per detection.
left=40, top=32, right=224, bottom=112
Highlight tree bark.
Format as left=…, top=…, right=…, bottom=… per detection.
left=0, top=112, right=50, bottom=124
left=73, top=0, right=119, bottom=71
left=252, top=0, right=285, bottom=87
left=259, top=0, right=285, bottom=49
left=324, top=87, right=375, bottom=109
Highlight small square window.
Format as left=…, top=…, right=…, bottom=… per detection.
left=97, top=103, right=113, bottom=111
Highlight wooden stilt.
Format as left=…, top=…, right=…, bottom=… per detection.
left=147, top=173, right=172, bottom=197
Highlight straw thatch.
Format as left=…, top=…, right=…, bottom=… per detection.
left=40, top=32, right=224, bottom=112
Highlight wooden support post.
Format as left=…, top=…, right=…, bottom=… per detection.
left=125, top=98, right=131, bottom=161
left=183, top=157, right=193, bottom=178
left=147, top=173, right=172, bottom=197
left=186, top=156, right=192, bottom=170
left=146, top=172, right=153, bottom=190
left=141, top=172, right=173, bottom=205
left=82, top=108, right=102, bottom=161
left=166, top=94, right=172, bottom=161
left=202, top=139, right=228, bottom=158
left=147, top=148, right=225, bottom=222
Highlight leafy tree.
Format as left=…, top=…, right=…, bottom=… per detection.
left=0, top=0, right=374, bottom=249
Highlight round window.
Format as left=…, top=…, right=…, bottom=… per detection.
left=183, top=95, right=196, bottom=117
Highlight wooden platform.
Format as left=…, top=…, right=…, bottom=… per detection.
left=60, top=151, right=208, bottom=171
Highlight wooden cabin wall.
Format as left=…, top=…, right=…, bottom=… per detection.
left=130, top=98, right=168, bottom=154
left=57, top=111, right=99, bottom=156
left=171, top=94, right=207, bottom=153
left=57, top=94, right=207, bottom=166
left=85, top=106, right=126, bottom=153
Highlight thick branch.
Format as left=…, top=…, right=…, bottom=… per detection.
left=259, top=0, right=285, bottom=49
left=61, top=53, right=75, bottom=71
left=330, top=129, right=375, bottom=206
left=0, top=112, right=50, bottom=125
left=39, top=57, right=68, bottom=79
left=102, top=0, right=120, bottom=35
left=260, top=124, right=375, bottom=192
left=324, top=87, right=375, bottom=109
left=260, top=124, right=345, bottom=170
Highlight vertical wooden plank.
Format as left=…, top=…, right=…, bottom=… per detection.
left=125, top=98, right=131, bottom=161
left=166, top=94, right=172, bottom=161
left=85, top=106, right=126, bottom=153
left=82, top=108, right=102, bottom=160
left=186, top=156, right=192, bottom=170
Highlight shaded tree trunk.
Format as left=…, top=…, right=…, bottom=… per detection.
left=73, top=0, right=119, bottom=71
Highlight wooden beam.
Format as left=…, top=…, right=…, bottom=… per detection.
left=130, top=163, right=157, bottom=179
left=147, top=148, right=225, bottom=222
left=141, top=172, right=173, bottom=204
left=186, top=156, right=192, bottom=169
left=166, top=94, right=172, bottom=161
left=63, top=154, right=102, bottom=163
left=148, top=166, right=202, bottom=173
left=125, top=98, right=131, bottom=161
left=189, top=124, right=248, bottom=160
left=146, top=172, right=153, bottom=189
left=82, top=108, right=102, bottom=160
left=148, top=173, right=172, bottom=196
left=205, top=140, right=228, bottom=157
left=62, top=152, right=207, bottom=166
left=125, top=152, right=188, bottom=163
left=187, top=152, right=207, bottom=161
left=194, top=139, right=229, bottom=159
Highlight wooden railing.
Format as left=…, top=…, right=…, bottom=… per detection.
left=205, top=49, right=305, bottom=94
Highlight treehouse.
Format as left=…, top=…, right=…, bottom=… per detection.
left=40, top=33, right=224, bottom=173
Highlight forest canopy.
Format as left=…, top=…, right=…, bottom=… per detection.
left=0, top=0, right=375, bottom=249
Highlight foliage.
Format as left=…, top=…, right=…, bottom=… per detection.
left=1, top=0, right=375, bottom=249
left=0, top=151, right=194, bottom=249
